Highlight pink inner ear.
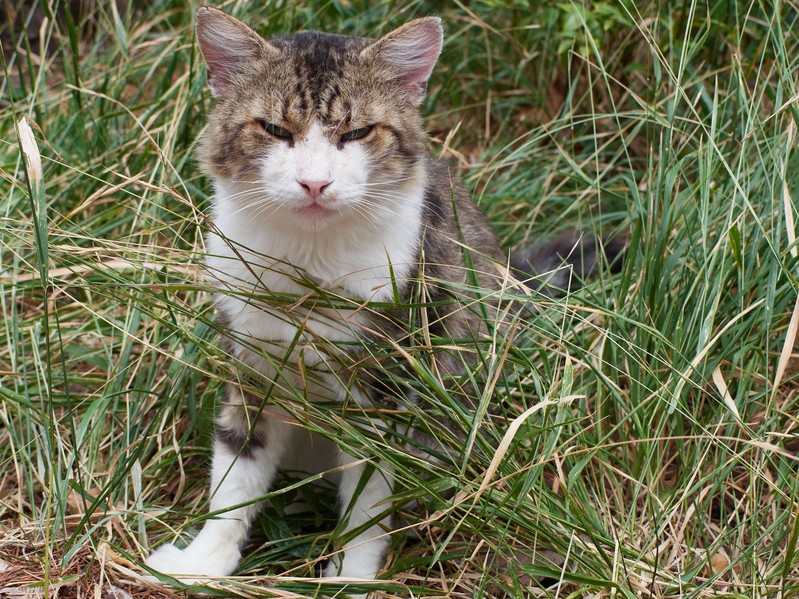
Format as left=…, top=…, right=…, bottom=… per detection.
left=378, top=19, right=443, bottom=104
left=196, top=9, right=265, bottom=98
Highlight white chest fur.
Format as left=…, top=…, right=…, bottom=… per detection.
left=204, top=169, right=426, bottom=380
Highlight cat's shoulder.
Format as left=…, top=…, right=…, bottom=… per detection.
left=422, top=158, right=499, bottom=240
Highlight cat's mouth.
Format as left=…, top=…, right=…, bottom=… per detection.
left=290, top=201, right=337, bottom=226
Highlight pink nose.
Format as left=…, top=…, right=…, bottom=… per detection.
left=297, top=179, right=332, bottom=199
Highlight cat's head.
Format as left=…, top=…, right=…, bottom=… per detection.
left=195, top=7, right=442, bottom=230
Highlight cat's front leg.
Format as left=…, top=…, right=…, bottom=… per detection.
left=146, top=390, right=292, bottom=580
left=325, top=451, right=394, bottom=581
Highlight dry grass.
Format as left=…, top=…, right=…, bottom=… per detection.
left=2, top=1, right=799, bottom=597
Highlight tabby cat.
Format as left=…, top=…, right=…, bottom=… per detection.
left=145, top=6, right=618, bottom=592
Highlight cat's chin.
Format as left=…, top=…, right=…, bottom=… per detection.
left=289, top=203, right=339, bottom=229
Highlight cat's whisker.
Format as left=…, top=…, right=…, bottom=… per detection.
left=331, top=112, right=350, bottom=135
left=352, top=176, right=414, bottom=188
left=228, top=193, right=276, bottom=207
left=250, top=206, right=281, bottom=223
left=340, top=201, right=388, bottom=229
left=356, top=201, right=390, bottom=222
left=231, top=198, right=282, bottom=216
left=343, top=201, right=397, bottom=223
left=148, top=7, right=625, bottom=592
left=223, top=188, right=289, bottom=213
left=360, top=194, right=408, bottom=207
left=223, top=188, right=275, bottom=203
left=359, top=196, right=408, bottom=215
left=227, top=177, right=265, bottom=185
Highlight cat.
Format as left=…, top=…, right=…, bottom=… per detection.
left=144, top=5, right=621, bottom=593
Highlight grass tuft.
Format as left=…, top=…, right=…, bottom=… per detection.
left=1, top=1, right=798, bottom=597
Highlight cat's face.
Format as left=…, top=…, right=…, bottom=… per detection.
left=195, top=8, right=442, bottom=230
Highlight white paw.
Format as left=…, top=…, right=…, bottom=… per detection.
left=324, top=553, right=378, bottom=580
left=145, top=542, right=241, bottom=582
left=323, top=554, right=379, bottom=598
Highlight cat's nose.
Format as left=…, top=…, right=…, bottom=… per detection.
left=297, top=179, right=332, bottom=199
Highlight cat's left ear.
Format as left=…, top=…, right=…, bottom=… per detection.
left=366, top=17, right=443, bottom=105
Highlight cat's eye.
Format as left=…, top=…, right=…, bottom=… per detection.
left=340, top=126, right=373, bottom=143
left=258, top=120, right=293, bottom=140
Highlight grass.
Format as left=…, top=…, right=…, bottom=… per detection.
left=2, top=0, right=799, bottom=597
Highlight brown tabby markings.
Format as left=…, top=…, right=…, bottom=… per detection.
left=198, top=30, right=425, bottom=181
left=196, top=16, right=509, bottom=459
left=145, top=7, right=625, bottom=587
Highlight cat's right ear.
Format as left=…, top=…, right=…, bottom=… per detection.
left=196, top=7, right=277, bottom=98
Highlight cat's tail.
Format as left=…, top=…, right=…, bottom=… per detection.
left=510, top=232, right=626, bottom=295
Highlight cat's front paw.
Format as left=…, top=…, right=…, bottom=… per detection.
left=324, top=553, right=379, bottom=581
left=324, top=556, right=376, bottom=599
left=145, top=542, right=240, bottom=582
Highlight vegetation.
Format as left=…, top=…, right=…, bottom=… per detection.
left=1, top=0, right=798, bottom=597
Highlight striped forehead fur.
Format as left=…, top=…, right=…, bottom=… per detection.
left=196, top=12, right=442, bottom=180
